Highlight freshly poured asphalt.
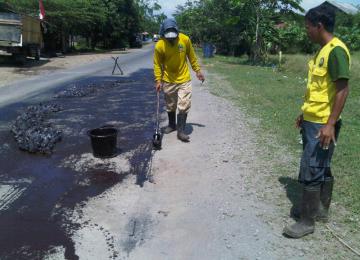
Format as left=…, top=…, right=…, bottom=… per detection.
left=0, top=45, right=160, bottom=259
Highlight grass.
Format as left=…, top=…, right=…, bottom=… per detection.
left=200, top=50, right=360, bottom=216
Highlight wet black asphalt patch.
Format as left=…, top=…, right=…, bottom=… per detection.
left=0, top=68, right=162, bottom=259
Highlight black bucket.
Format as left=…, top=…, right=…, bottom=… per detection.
left=88, top=126, right=118, bottom=158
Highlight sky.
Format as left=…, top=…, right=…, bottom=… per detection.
left=157, top=0, right=360, bottom=17
left=157, top=0, right=187, bottom=17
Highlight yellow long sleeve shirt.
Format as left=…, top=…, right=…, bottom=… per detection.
left=154, top=33, right=201, bottom=84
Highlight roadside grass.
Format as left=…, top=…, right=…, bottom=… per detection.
left=200, top=51, right=360, bottom=218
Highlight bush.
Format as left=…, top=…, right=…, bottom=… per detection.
left=277, top=22, right=316, bottom=54
left=336, top=26, right=360, bottom=51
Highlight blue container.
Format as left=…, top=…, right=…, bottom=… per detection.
left=203, top=43, right=214, bottom=58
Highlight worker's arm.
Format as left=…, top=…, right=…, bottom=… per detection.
left=187, top=38, right=205, bottom=82
left=295, top=114, right=303, bottom=129
left=154, top=44, right=163, bottom=91
left=317, top=79, right=349, bottom=148
left=317, top=47, right=350, bottom=149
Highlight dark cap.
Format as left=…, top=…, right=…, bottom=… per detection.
left=159, top=18, right=179, bottom=37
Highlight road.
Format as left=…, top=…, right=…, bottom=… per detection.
left=0, top=45, right=159, bottom=259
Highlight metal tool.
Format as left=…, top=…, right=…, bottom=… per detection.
left=111, top=56, right=124, bottom=75
left=152, top=91, right=162, bottom=150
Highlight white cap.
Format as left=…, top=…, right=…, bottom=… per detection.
left=164, top=31, right=178, bottom=39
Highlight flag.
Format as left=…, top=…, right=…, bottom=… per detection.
left=39, top=0, right=45, bottom=20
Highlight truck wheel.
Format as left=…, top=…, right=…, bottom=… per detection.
left=35, top=47, right=41, bottom=61
left=13, top=53, right=26, bottom=65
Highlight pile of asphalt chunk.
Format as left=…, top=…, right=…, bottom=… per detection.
left=11, top=103, right=63, bottom=154
left=54, top=84, right=98, bottom=98
left=54, top=80, right=136, bottom=99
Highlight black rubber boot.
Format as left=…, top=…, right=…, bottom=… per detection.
left=163, top=112, right=176, bottom=134
left=290, top=199, right=302, bottom=220
left=317, top=176, right=334, bottom=223
left=291, top=177, right=334, bottom=222
left=283, top=186, right=320, bottom=238
left=177, top=113, right=190, bottom=142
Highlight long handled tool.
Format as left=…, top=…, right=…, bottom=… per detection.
left=152, top=91, right=162, bottom=150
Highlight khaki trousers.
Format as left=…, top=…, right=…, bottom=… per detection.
left=162, top=81, right=192, bottom=114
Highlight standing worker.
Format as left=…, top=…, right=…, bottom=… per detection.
left=283, top=5, right=351, bottom=238
left=154, top=18, right=205, bottom=142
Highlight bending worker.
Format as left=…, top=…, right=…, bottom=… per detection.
left=154, top=18, right=205, bottom=142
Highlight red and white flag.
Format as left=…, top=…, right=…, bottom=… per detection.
left=39, top=0, right=45, bottom=20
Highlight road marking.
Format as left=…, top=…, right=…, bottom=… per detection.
left=0, top=182, right=29, bottom=211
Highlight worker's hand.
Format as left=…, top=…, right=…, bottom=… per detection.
left=155, top=81, right=162, bottom=92
left=316, top=123, right=336, bottom=150
left=295, top=114, right=303, bottom=129
left=196, top=71, right=205, bottom=83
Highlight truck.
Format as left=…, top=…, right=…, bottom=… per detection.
left=0, top=6, right=43, bottom=62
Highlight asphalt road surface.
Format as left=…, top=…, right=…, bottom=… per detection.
left=0, top=45, right=158, bottom=259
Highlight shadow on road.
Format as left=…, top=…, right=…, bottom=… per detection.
left=0, top=55, right=50, bottom=68
left=278, top=176, right=302, bottom=219
left=185, top=122, right=206, bottom=135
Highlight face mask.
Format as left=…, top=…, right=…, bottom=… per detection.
left=164, top=31, right=178, bottom=39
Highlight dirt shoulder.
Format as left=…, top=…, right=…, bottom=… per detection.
left=0, top=49, right=137, bottom=88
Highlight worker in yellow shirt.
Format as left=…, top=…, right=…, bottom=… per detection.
left=283, top=5, right=350, bottom=239
left=154, top=18, right=205, bottom=142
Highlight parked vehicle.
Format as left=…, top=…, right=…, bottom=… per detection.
left=153, top=34, right=160, bottom=42
left=129, top=33, right=143, bottom=48
left=0, top=6, right=43, bottom=63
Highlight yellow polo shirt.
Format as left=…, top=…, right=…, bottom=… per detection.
left=154, top=33, right=201, bottom=84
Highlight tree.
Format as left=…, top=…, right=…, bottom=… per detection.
left=0, top=0, right=164, bottom=51
left=225, top=0, right=304, bottom=63
left=137, top=0, right=165, bottom=34
left=335, top=11, right=360, bottom=51
left=175, top=0, right=304, bottom=63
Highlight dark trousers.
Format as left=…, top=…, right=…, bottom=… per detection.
left=298, top=120, right=342, bottom=186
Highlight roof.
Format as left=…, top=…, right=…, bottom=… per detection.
left=322, top=1, right=359, bottom=15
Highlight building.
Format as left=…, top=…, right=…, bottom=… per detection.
left=320, top=1, right=359, bottom=15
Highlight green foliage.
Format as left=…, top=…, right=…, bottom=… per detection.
left=276, top=21, right=316, bottom=54
left=335, top=12, right=360, bottom=51
left=0, top=0, right=165, bottom=50
left=336, top=26, right=360, bottom=51
left=137, top=0, right=165, bottom=34
left=175, top=0, right=303, bottom=64
left=176, top=1, right=360, bottom=61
